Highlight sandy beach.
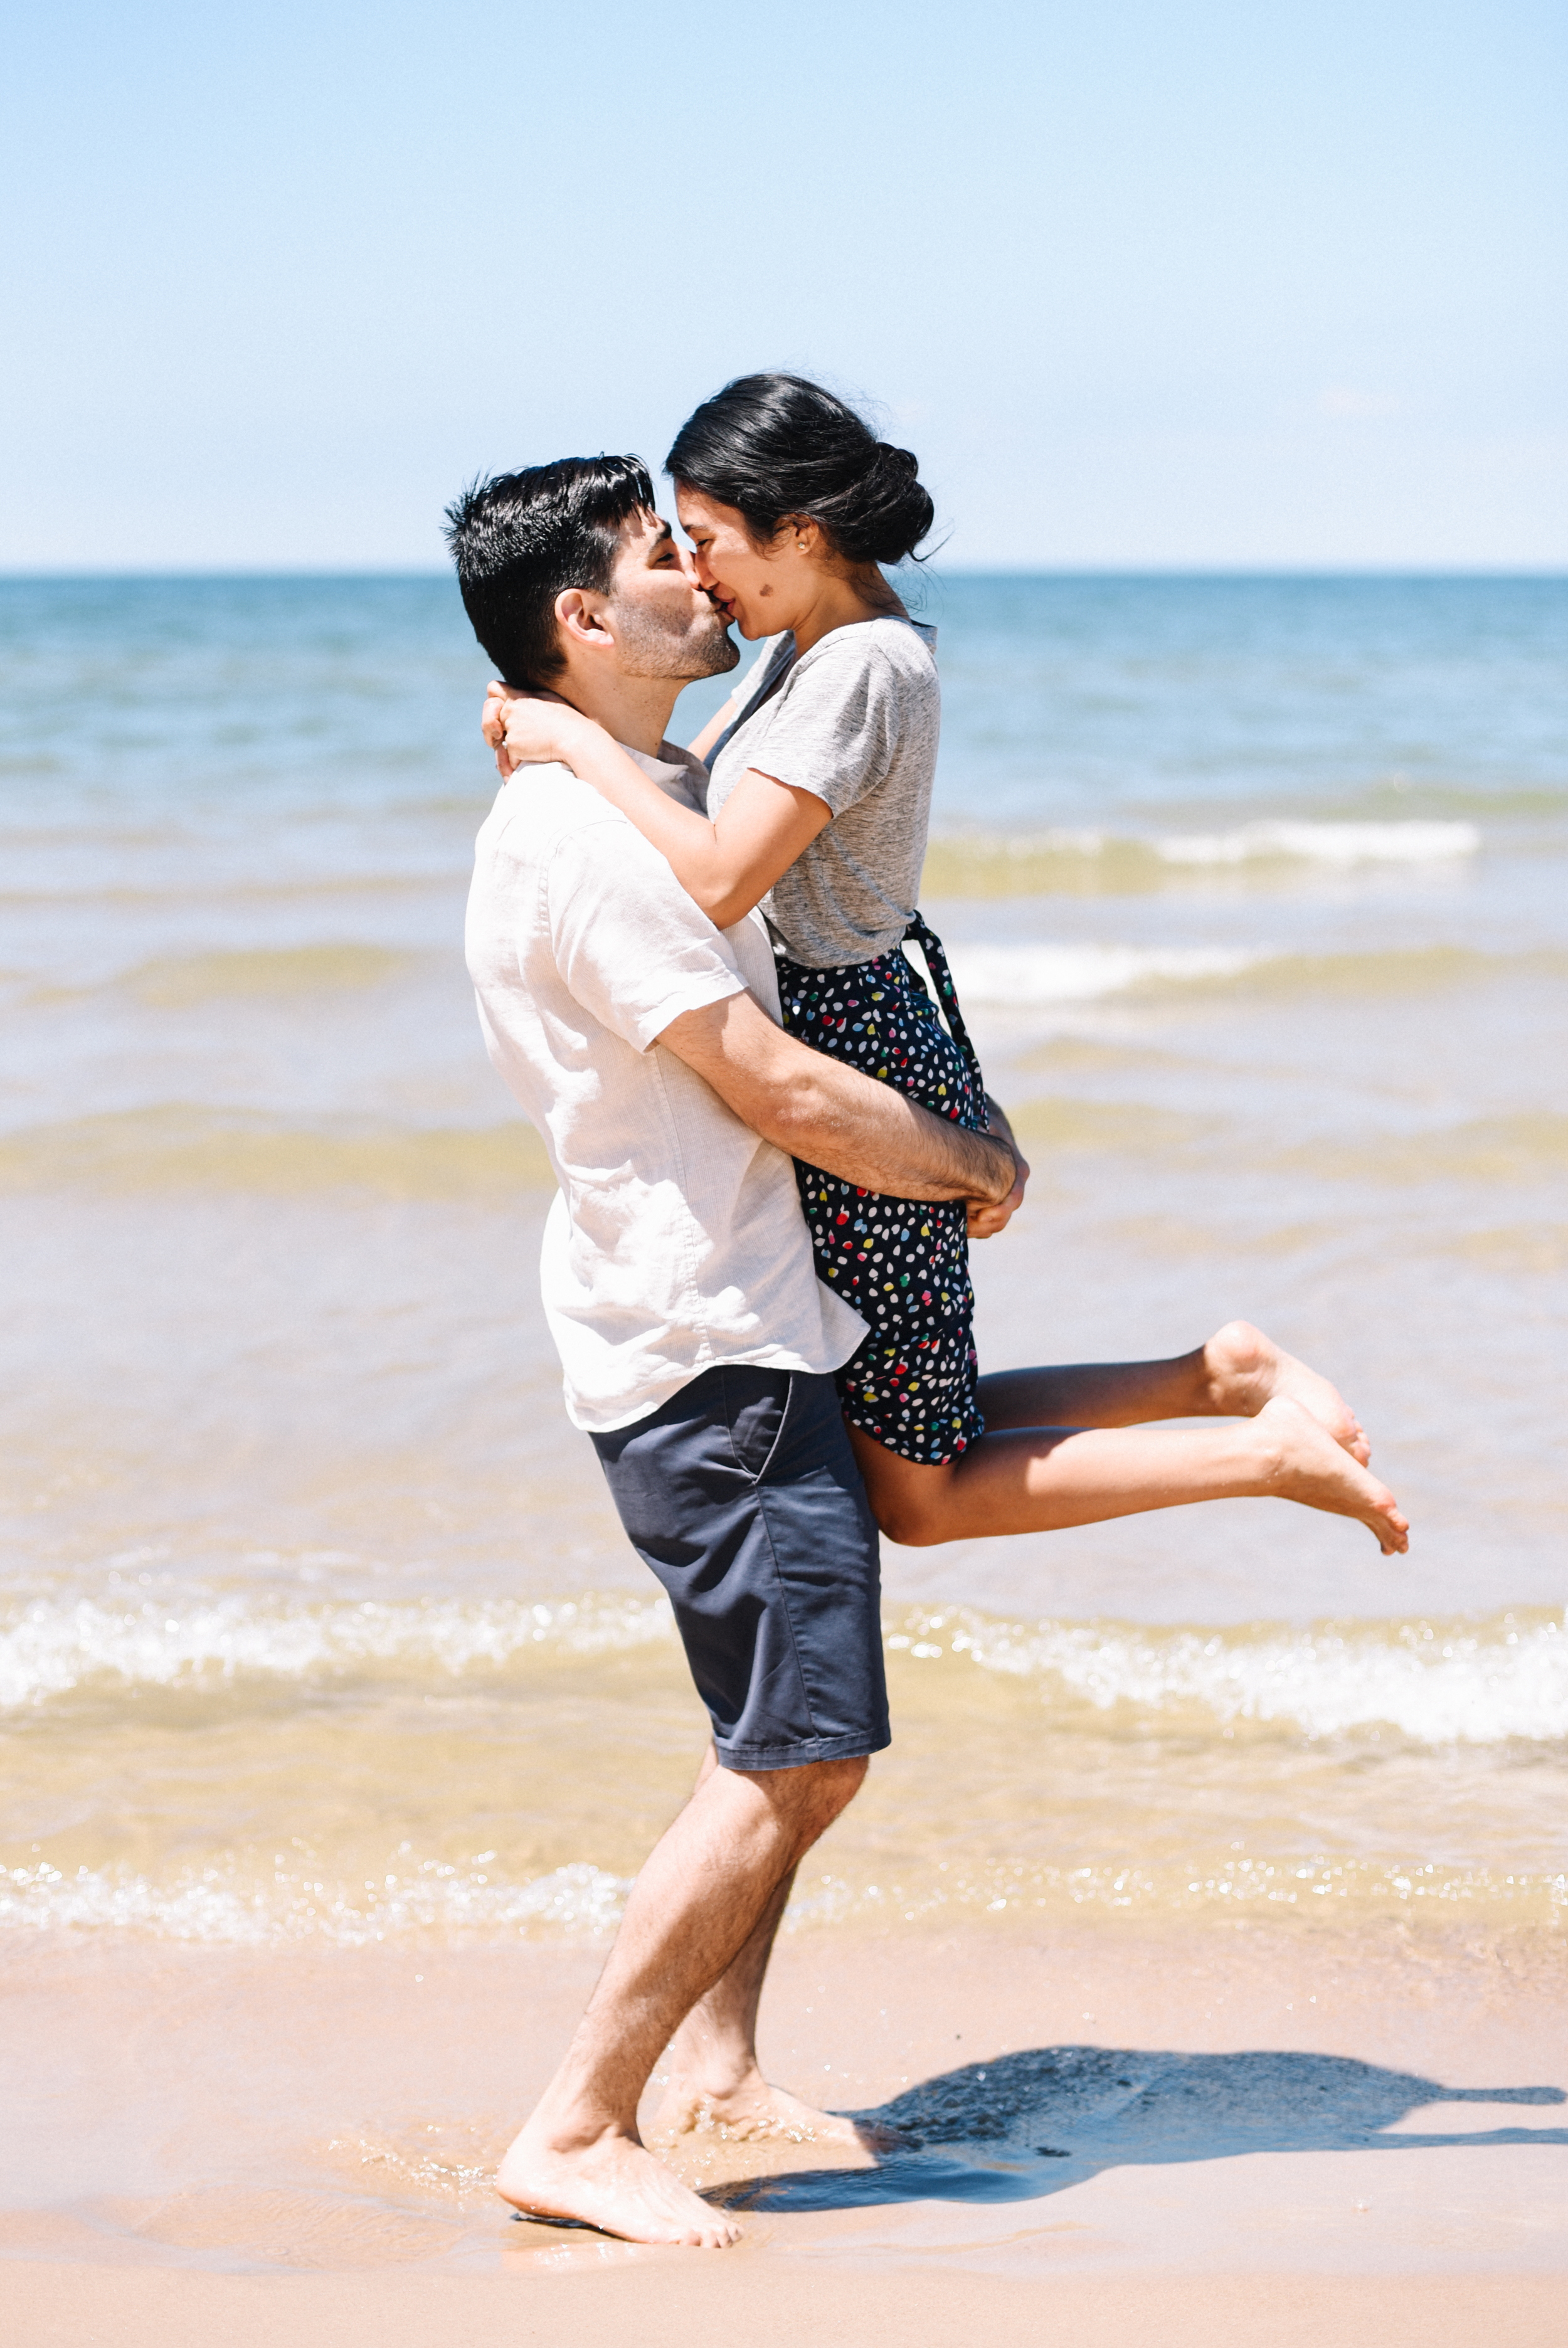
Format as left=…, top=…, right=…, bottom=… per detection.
left=6, top=1918, right=1564, bottom=2341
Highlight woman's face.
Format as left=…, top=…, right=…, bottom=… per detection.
left=674, top=487, right=818, bottom=641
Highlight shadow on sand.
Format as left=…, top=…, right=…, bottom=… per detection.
left=723, top=2046, right=1567, bottom=2213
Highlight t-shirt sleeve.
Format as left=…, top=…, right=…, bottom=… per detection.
left=545, top=818, right=747, bottom=1052
left=746, top=640, right=905, bottom=815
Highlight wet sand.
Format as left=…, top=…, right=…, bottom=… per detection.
left=6, top=1921, right=1564, bottom=2342
left=11, top=2262, right=1565, bottom=2347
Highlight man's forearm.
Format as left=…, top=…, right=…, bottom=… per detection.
left=660, top=993, right=1017, bottom=1205
left=763, top=1055, right=1015, bottom=1202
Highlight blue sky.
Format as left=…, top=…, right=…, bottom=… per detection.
left=4, top=1, right=1564, bottom=568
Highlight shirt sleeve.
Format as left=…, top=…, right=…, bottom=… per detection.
left=746, top=638, right=901, bottom=815
left=546, top=817, right=747, bottom=1052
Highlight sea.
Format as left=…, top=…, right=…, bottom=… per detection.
left=3, top=573, right=1565, bottom=1959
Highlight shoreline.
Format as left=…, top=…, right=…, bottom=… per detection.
left=6, top=1917, right=1563, bottom=2339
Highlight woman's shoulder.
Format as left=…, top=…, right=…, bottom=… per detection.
left=793, top=615, right=938, bottom=695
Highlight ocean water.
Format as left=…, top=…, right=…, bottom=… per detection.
left=3, top=573, right=1565, bottom=1953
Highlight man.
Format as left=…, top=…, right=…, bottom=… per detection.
left=447, top=456, right=1019, bottom=2250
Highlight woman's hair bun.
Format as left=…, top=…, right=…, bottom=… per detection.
left=667, top=374, right=934, bottom=567
left=843, top=440, right=935, bottom=567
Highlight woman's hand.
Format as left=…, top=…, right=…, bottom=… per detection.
left=967, top=1095, right=1029, bottom=1237
left=480, top=682, right=521, bottom=775
left=479, top=684, right=590, bottom=779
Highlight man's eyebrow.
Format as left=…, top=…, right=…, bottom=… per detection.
left=645, top=519, right=674, bottom=551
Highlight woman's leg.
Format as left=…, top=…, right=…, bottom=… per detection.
left=850, top=1393, right=1408, bottom=1553
left=977, top=1319, right=1368, bottom=1459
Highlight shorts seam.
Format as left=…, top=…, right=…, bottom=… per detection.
left=715, top=1727, right=891, bottom=1772
left=747, top=1370, right=795, bottom=1486
left=751, top=1479, right=825, bottom=1745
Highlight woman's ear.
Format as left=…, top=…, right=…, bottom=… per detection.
left=778, top=515, right=830, bottom=562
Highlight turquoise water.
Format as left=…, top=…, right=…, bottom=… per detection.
left=2, top=572, right=1565, bottom=1945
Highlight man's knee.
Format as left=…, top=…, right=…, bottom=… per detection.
left=753, top=1753, right=867, bottom=1837
left=805, top=1752, right=869, bottom=1832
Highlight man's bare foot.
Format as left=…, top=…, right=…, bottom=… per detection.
left=1204, top=1320, right=1370, bottom=1462
left=495, top=2120, right=739, bottom=2248
left=650, top=2071, right=878, bottom=2152
left=1253, top=1395, right=1408, bottom=1553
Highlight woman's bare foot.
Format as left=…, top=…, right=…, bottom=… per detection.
left=495, top=2120, right=739, bottom=2248
left=650, top=2071, right=877, bottom=2152
left=1204, top=1320, right=1370, bottom=1461
left=1253, top=1395, right=1407, bottom=1552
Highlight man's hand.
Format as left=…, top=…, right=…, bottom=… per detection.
left=659, top=993, right=1017, bottom=1208
left=967, top=1096, right=1029, bottom=1238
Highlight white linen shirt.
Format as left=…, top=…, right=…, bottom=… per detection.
left=465, top=743, right=866, bottom=1432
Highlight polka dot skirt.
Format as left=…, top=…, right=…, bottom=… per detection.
left=775, top=915, right=988, bottom=1466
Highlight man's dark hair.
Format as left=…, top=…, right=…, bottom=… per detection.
left=443, top=455, right=657, bottom=686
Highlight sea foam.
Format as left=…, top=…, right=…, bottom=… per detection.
left=0, top=1592, right=676, bottom=1710
left=0, top=1857, right=631, bottom=1945
left=943, top=942, right=1265, bottom=1004
left=6, top=1590, right=1564, bottom=1746
left=893, top=1607, right=1568, bottom=1745
left=1153, top=820, right=1481, bottom=867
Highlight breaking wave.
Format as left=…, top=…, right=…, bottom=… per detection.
left=0, top=1591, right=677, bottom=1710
left=1154, top=820, right=1480, bottom=867
left=6, top=1590, right=1563, bottom=1746
left=923, top=820, right=1481, bottom=896
left=894, top=1606, right=1568, bottom=1745
left=943, top=943, right=1267, bottom=1003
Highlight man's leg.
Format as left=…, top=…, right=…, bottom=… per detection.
left=497, top=1751, right=865, bottom=2247
left=523, top=1362, right=889, bottom=2237
left=647, top=1746, right=870, bottom=2150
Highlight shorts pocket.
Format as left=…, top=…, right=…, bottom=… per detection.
left=724, top=1369, right=793, bottom=1484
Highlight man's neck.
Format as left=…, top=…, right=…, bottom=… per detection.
left=554, top=668, right=682, bottom=759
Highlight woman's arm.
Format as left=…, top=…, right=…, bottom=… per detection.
left=499, top=697, right=830, bottom=930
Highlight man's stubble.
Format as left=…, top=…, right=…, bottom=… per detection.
left=613, top=593, right=741, bottom=684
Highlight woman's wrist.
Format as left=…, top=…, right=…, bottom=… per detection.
left=502, top=697, right=600, bottom=769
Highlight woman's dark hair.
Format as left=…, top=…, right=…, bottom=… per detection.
left=443, top=453, right=655, bottom=686
left=666, top=374, right=933, bottom=567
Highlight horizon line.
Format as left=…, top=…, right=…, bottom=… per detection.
left=2, top=563, right=1565, bottom=583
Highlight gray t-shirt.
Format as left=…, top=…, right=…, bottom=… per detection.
left=706, top=615, right=940, bottom=969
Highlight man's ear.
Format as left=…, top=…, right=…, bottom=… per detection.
left=554, top=588, right=615, bottom=652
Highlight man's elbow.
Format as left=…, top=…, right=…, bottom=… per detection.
left=759, top=1064, right=835, bottom=1155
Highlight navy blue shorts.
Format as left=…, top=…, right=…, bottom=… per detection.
left=590, top=1364, right=890, bottom=1772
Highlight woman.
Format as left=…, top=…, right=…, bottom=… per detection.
left=487, top=374, right=1406, bottom=1556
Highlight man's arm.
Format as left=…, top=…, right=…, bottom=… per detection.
left=659, top=992, right=1017, bottom=1206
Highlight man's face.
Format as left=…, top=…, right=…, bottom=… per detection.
left=605, top=508, right=739, bottom=681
